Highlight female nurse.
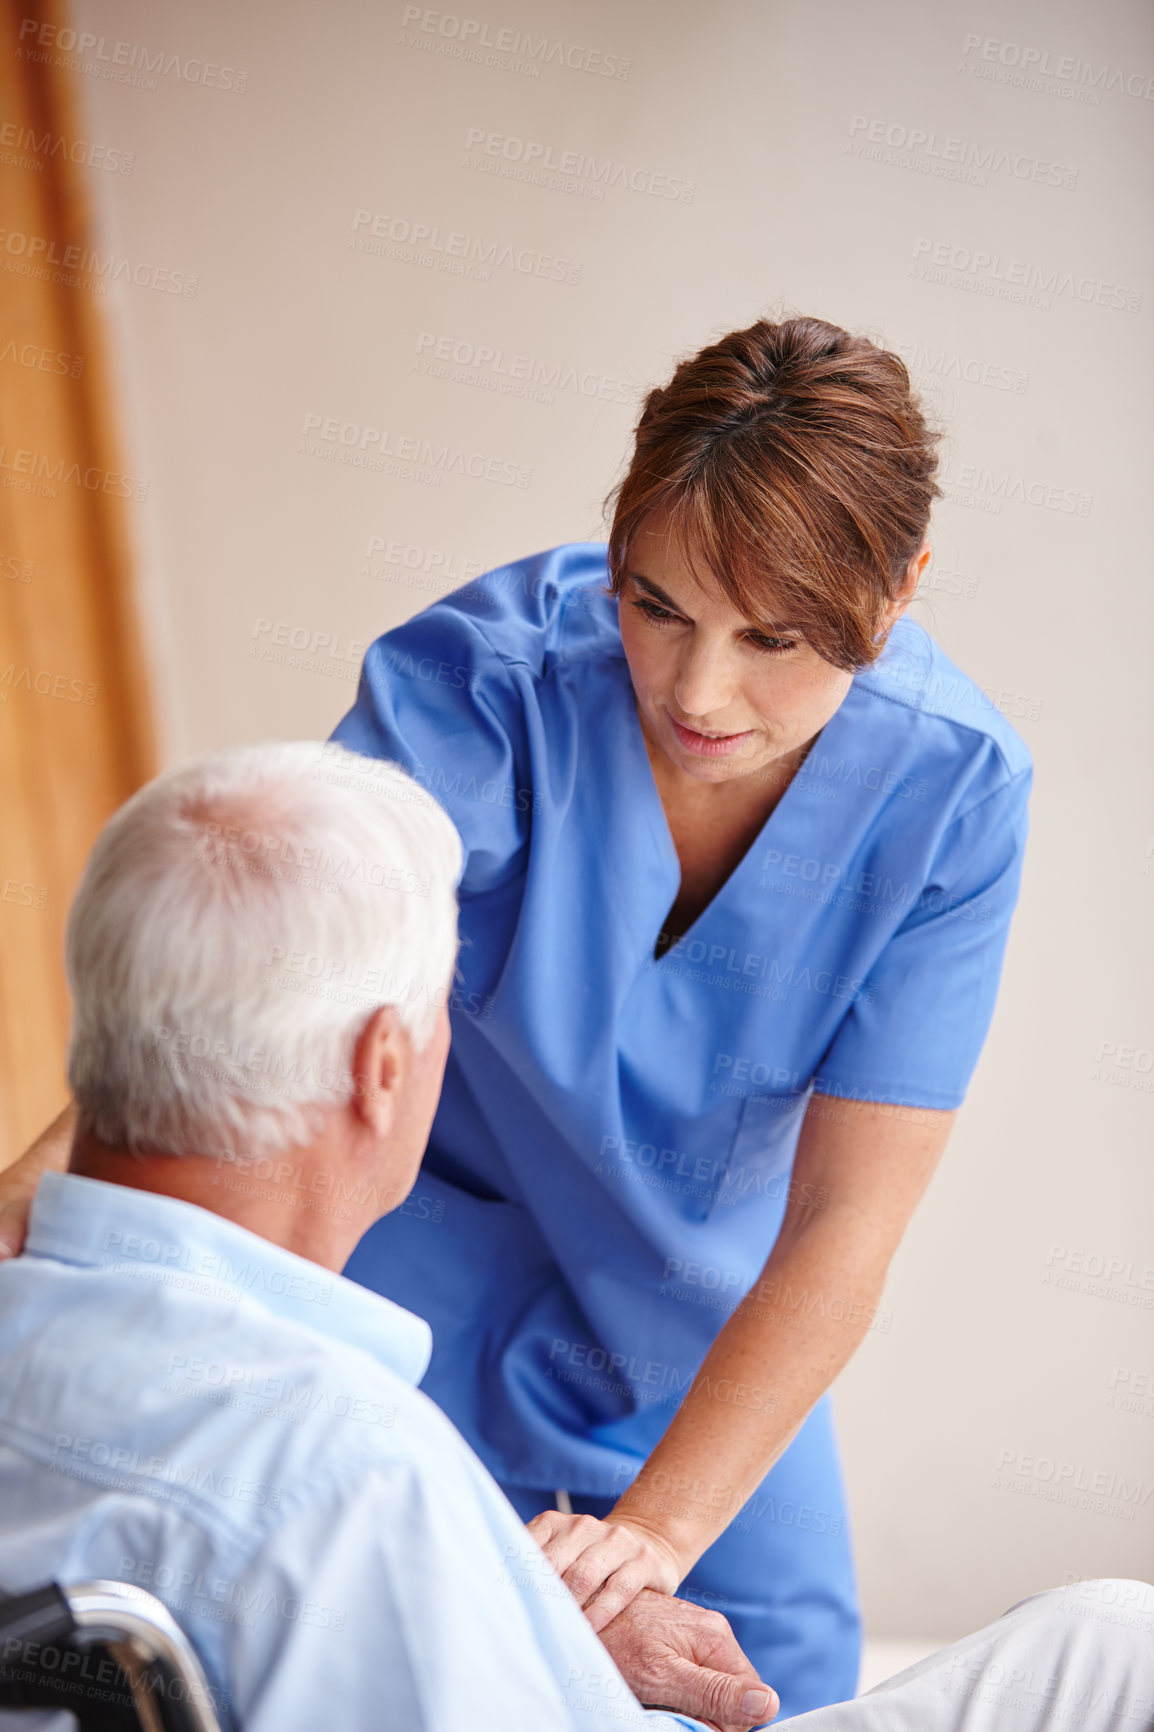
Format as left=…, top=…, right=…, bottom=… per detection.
left=331, top=316, right=1033, bottom=1718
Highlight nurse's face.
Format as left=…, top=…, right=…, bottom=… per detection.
left=618, top=517, right=920, bottom=786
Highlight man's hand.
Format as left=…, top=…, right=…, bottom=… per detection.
left=525, top=1509, right=681, bottom=1631
left=600, top=1589, right=777, bottom=1731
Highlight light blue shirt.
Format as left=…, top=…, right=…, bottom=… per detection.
left=0, top=1173, right=705, bottom=1731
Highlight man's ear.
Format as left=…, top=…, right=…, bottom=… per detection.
left=348, top=1005, right=408, bottom=1138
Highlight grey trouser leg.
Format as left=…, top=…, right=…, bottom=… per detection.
left=784, top=1580, right=1154, bottom=1732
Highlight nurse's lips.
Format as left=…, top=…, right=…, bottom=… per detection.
left=669, top=715, right=754, bottom=758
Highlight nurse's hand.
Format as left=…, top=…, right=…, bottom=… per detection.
left=0, top=1191, right=32, bottom=1260
left=525, top=1509, right=681, bottom=1632
left=600, top=1590, right=777, bottom=1731
left=0, top=1101, right=75, bottom=1259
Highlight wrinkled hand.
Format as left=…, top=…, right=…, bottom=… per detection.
left=0, top=1188, right=33, bottom=1260
left=601, top=1589, right=777, bottom=1731
left=526, top=1510, right=681, bottom=1632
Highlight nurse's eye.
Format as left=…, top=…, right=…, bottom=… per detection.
left=632, top=599, right=683, bottom=627
left=745, top=631, right=797, bottom=655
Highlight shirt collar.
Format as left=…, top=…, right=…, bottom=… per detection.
left=26, top=1171, right=433, bottom=1388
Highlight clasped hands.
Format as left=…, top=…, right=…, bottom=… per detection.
left=527, top=1509, right=777, bottom=1731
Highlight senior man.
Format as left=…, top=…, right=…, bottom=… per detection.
left=0, top=741, right=771, bottom=1732
left=1, top=741, right=1152, bottom=1732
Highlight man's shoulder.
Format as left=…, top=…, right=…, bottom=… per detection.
left=0, top=1253, right=526, bottom=1732
left=127, top=1270, right=467, bottom=1496
left=0, top=1254, right=463, bottom=1537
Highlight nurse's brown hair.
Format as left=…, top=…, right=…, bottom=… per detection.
left=607, top=316, right=942, bottom=670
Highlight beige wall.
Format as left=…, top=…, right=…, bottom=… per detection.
left=65, top=0, right=1153, bottom=1638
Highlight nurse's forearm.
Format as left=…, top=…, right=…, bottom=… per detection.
left=609, top=1094, right=954, bottom=1580
left=609, top=1211, right=884, bottom=1575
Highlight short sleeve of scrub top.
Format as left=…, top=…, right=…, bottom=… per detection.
left=813, top=764, right=1031, bottom=1108
left=331, top=542, right=1033, bottom=1493
left=327, top=567, right=546, bottom=897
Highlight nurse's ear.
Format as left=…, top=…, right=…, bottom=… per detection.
left=876, top=539, right=931, bottom=637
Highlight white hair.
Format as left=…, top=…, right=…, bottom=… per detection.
left=66, top=741, right=463, bottom=1159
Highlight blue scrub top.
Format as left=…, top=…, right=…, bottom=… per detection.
left=334, top=542, right=1032, bottom=1495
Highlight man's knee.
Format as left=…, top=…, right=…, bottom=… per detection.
left=941, top=1579, right=1154, bottom=1705
left=1002, top=1577, right=1154, bottom=1691
left=1027, top=1578, right=1154, bottom=1622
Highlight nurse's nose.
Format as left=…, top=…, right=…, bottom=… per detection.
left=672, top=635, right=739, bottom=722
